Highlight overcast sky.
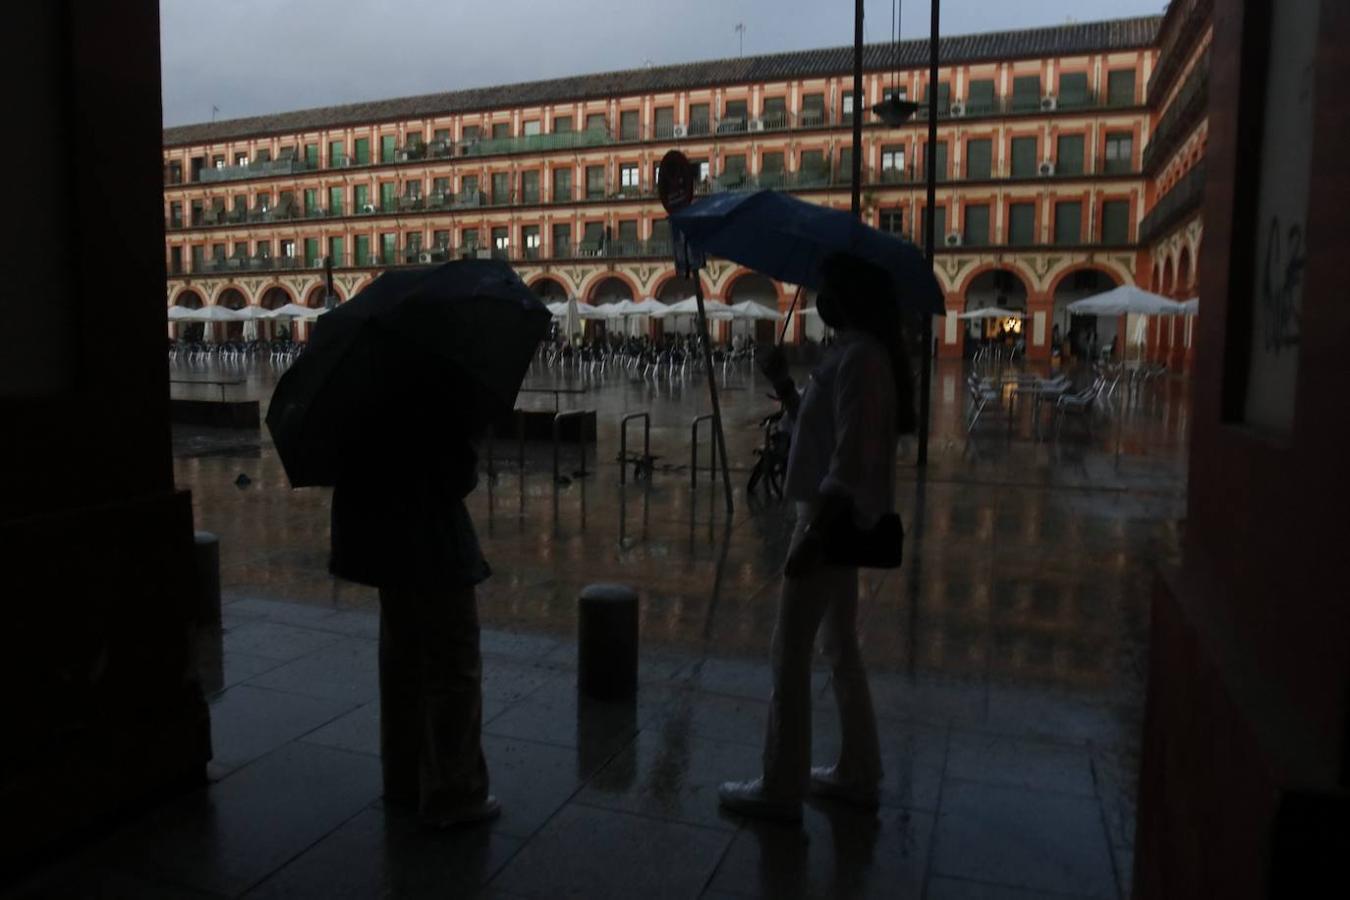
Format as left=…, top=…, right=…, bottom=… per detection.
left=159, top=0, right=1166, bottom=127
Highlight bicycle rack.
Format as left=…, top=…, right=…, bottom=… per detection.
left=619, top=412, right=651, bottom=485
left=553, top=409, right=591, bottom=480
left=690, top=414, right=721, bottom=489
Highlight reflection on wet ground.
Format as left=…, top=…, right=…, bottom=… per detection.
left=16, top=356, right=1188, bottom=897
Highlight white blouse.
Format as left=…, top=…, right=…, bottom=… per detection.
left=782, top=329, right=898, bottom=526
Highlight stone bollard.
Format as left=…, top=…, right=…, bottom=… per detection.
left=577, top=584, right=639, bottom=701
left=193, top=531, right=222, bottom=626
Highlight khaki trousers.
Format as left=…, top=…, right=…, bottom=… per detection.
left=762, top=505, right=883, bottom=799
left=378, top=585, right=489, bottom=814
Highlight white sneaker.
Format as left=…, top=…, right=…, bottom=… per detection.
left=717, top=778, right=802, bottom=822
left=419, top=795, right=501, bottom=829
left=809, top=767, right=880, bottom=810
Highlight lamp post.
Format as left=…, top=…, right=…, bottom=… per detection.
left=917, top=0, right=939, bottom=467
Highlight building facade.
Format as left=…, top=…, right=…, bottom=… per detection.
left=162, top=16, right=1169, bottom=361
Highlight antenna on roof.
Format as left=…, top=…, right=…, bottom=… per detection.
left=211, top=104, right=220, bottom=122
left=735, top=22, right=745, bottom=57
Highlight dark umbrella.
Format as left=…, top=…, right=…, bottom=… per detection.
left=669, top=189, right=945, bottom=315
left=267, top=259, right=549, bottom=487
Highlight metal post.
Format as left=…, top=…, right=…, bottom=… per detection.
left=691, top=414, right=717, bottom=489
left=619, top=412, right=650, bottom=484
left=851, top=0, right=864, bottom=218
left=918, top=0, right=941, bottom=467
left=692, top=280, right=734, bottom=514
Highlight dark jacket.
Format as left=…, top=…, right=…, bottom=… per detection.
left=329, top=434, right=489, bottom=591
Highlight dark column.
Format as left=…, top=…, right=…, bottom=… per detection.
left=0, top=0, right=210, bottom=872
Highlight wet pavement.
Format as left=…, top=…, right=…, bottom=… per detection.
left=10, top=354, right=1188, bottom=898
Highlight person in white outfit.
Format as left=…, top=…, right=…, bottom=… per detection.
left=720, top=252, right=915, bottom=822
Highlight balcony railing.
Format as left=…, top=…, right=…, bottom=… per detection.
left=198, top=157, right=314, bottom=184
left=1142, top=53, right=1210, bottom=174
left=1139, top=161, right=1207, bottom=245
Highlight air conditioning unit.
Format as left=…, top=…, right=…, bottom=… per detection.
left=1041, top=95, right=1058, bottom=111
left=361, top=203, right=376, bottom=214
left=748, top=118, right=765, bottom=132
left=672, top=124, right=689, bottom=138
left=418, top=251, right=435, bottom=264
left=945, top=232, right=963, bottom=247
left=1038, top=160, right=1056, bottom=176
left=949, top=102, right=966, bottom=117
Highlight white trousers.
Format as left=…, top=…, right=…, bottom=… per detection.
left=762, top=504, right=883, bottom=799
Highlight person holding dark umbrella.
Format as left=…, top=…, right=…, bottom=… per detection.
left=267, top=260, right=549, bottom=828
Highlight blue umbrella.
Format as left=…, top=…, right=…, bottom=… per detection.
left=669, top=190, right=945, bottom=315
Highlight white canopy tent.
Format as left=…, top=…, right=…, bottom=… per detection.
left=1179, top=298, right=1199, bottom=316
left=957, top=307, right=1025, bottom=320
left=1066, top=285, right=1186, bottom=317
left=653, top=297, right=734, bottom=320
left=729, top=300, right=783, bottom=322
left=262, top=302, right=324, bottom=320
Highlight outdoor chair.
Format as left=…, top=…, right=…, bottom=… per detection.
left=966, top=375, right=1004, bottom=433
left=1053, top=377, right=1106, bottom=439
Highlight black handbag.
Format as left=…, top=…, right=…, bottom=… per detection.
left=821, top=511, right=905, bottom=569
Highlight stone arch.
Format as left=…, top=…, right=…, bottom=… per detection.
left=1161, top=256, right=1175, bottom=296
left=258, top=285, right=294, bottom=310
left=725, top=271, right=782, bottom=344
left=529, top=275, right=570, bottom=300
left=170, top=287, right=204, bottom=309
left=581, top=271, right=639, bottom=304
left=304, top=283, right=342, bottom=308
left=651, top=271, right=712, bottom=302
left=1051, top=265, right=1122, bottom=358
left=1176, top=246, right=1192, bottom=296
left=1045, top=260, right=1129, bottom=297
left=955, top=262, right=1035, bottom=300
left=216, top=287, right=247, bottom=310
left=210, top=282, right=250, bottom=306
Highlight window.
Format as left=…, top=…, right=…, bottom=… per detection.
left=278, top=190, right=295, bottom=216
left=256, top=191, right=270, bottom=212
left=881, top=145, right=906, bottom=181
left=923, top=83, right=949, bottom=116
left=721, top=99, right=748, bottom=133
left=585, top=113, right=607, bottom=133
left=619, top=110, right=639, bottom=140
left=650, top=218, right=671, bottom=250
left=281, top=239, right=295, bottom=259
left=761, top=151, right=785, bottom=186
left=233, top=240, right=248, bottom=259
left=169, top=201, right=182, bottom=228
left=212, top=154, right=225, bottom=169
left=328, top=236, right=344, bottom=265
left=460, top=174, right=479, bottom=198
left=619, top=164, right=639, bottom=191
left=552, top=223, right=571, bottom=256
left=617, top=220, right=638, bottom=252
left=380, top=135, right=396, bottom=163
left=689, top=103, right=711, bottom=134
left=654, top=107, right=675, bottom=138
left=433, top=128, right=451, bottom=144
left=404, top=178, right=422, bottom=200
left=304, top=237, right=320, bottom=267
left=1011, top=75, right=1041, bottom=111
left=837, top=147, right=852, bottom=179
left=492, top=122, right=510, bottom=140
left=924, top=140, right=949, bottom=181
left=693, top=157, right=711, bottom=181
left=353, top=137, right=370, bottom=165
left=965, top=138, right=992, bottom=179
left=230, top=195, right=246, bottom=217
left=191, top=245, right=204, bottom=272
left=380, top=232, right=397, bottom=264
left=234, top=153, right=248, bottom=167
left=762, top=96, right=787, bottom=128
left=523, top=120, right=541, bottom=137
left=962, top=204, right=991, bottom=246
left=966, top=79, right=996, bottom=115
left=354, top=184, right=369, bottom=212
left=492, top=172, right=511, bottom=204
left=328, top=140, right=345, bottom=166
left=461, top=124, right=480, bottom=142
left=841, top=91, right=864, bottom=122
left=304, top=144, right=318, bottom=168
left=491, top=226, right=510, bottom=259
left=800, top=93, right=825, bottom=127
left=1010, top=136, right=1038, bottom=177
left=1058, top=72, right=1090, bottom=108
left=922, top=205, right=947, bottom=240
left=522, top=225, right=541, bottom=259
left=1101, top=199, right=1131, bottom=243
left=1054, top=200, right=1082, bottom=244
left=432, top=177, right=450, bottom=203
left=880, top=209, right=904, bottom=235
left=585, top=165, right=605, bottom=199
left=521, top=170, right=540, bottom=203
left=255, top=239, right=271, bottom=258
left=582, top=222, right=605, bottom=252
left=354, top=234, right=371, bottom=266
left=1107, top=70, right=1137, bottom=106
left=166, top=160, right=183, bottom=184
left=1104, top=132, right=1134, bottom=173
left=1056, top=134, right=1085, bottom=175
left=304, top=188, right=319, bottom=216
left=1008, top=202, right=1036, bottom=245
left=553, top=115, right=572, bottom=134
left=552, top=167, right=573, bottom=201
left=461, top=228, right=479, bottom=251
left=328, top=186, right=344, bottom=216
left=380, top=182, right=396, bottom=211
left=169, top=246, right=183, bottom=274
left=256, top=149, right=271, bottom=163
left=722, top=154, right=747, bottom=187
left=800, top=149, right=826, bottom=184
